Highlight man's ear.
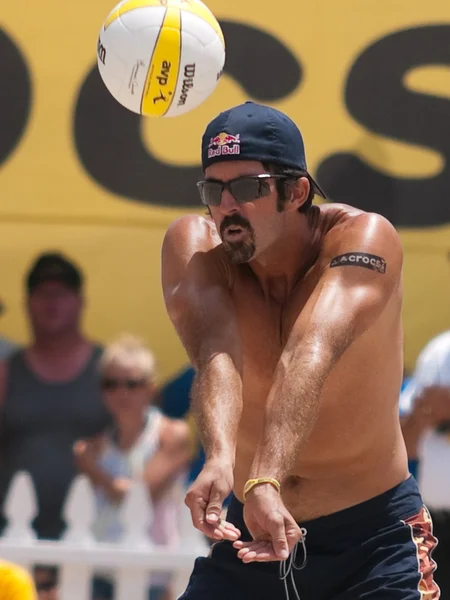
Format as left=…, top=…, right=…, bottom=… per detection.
left=284, top=176, right=310, bottom=212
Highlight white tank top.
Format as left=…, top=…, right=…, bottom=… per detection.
left=92, top=407, right=184, bottom=548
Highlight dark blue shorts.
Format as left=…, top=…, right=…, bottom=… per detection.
left=179, top=476, right=440, bottom=600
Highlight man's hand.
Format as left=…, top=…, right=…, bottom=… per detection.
left=233, top=484, right=302, bottom=563
left=185, top=459, right=241, bottom=541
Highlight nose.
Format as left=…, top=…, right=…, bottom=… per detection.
left=219, top=188, right=240, bottom=215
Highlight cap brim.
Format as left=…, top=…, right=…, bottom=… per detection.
left=308, top=173, right=327, bottom=199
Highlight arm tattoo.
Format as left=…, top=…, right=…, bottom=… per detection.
left=330, top=252, right=386, bottom=274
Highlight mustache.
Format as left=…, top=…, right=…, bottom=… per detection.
left=220, top=214, right=252, bottom=236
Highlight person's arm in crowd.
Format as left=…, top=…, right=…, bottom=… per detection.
left=73, top=436, right=131, bottom=503
left=400, top=338, right=450, bottom=460
left=143, top=417, right=193, bottom=502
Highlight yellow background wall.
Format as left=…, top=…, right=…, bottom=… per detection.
left=1, top=0, right=449, bottom=381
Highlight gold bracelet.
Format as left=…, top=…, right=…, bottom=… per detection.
left=243, top=477, right=281, bottom=500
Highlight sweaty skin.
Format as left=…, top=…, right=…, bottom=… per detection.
left=162, top=160, right=408, bottom=561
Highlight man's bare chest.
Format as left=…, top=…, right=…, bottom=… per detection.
left=229, top=272, right=319, bottom=375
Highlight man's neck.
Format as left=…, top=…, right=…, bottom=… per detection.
left=31, top=332, right=87, bottom=356
left=250, top=210, right=321, bottom=304
left=25, top=332, right=93, bottom=382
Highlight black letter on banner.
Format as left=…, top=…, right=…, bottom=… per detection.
left=74, top=21, right=302, bottom=208
left=0, top=28, right=31, bottom=166
left=317, top=25, right=450, bottom=227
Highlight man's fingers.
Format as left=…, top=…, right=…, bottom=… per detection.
left=211, top=520, right=240, bottom=541
left=267, top=513, right=289, bottom=560
left=188, top=496, right=208, bottom=531
left=286, top=522, right=303, bottom=551
left=217, top=520, right=241, bottom=540
left=205, top=483, right=226, bottom=524
left=234, top=540, right=278, bottom=562
left=187, top=497, right=237, bottom=540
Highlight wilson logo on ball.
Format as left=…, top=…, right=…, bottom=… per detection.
left=97, top=0, right=225, bottom=118
left=97, top=38, right=106, bottom=66
left=178, top=63, right=196, bottom=107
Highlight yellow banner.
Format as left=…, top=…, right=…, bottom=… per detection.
left=0, top=0, right=449, bottom=379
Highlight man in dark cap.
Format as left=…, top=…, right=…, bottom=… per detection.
left=0, top=252, right=110, bottom=593
left=162, top=102, right=439, bottom=599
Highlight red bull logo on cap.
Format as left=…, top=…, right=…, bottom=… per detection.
left=208, top=132, right=241, bottom=159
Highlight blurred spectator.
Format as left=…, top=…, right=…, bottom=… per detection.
left=0, top=297, right=19, bottom=359
left=0, top=336, right=18, bottom=360
left=401, top=366, right=412, bottom=393
left=158, top=365, right=194, bottom=419
left=0, top=252, right=111, bottom=592
left=157, top=366, right=205, bottom=483
left=33, top=566, right=59, bottom=600
left=400, top=330, right=450, bottom=598
left=0, top=560, right=38, bottom=599
left=73, top=334, right=192, bottom=600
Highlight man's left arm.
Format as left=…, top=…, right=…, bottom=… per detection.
left=235, top=214, right=403, bottom=563
left=250, top=213, right=403, bottom=483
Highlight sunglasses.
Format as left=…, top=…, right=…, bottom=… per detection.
left=196, top=174, right=291, bottom=206
left=101, top=377, right=146, bottom=391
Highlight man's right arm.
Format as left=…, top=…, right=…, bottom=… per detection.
left=161, top=216, right=243, bottom=538
left=162, top=215, right=243, bottom=466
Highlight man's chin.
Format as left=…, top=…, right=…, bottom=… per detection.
left=223, top=241, right=255, bottom=264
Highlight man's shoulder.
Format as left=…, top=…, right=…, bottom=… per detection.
left=164, top=214, right=221, bottom=252
left=320, top=203, right=398, bottom=237
left=162, top=215, right=233, bottom=289
left=319, top=204, right=401, bottom=262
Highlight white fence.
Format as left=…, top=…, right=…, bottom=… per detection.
left=0, top=472, right=209, bottom=599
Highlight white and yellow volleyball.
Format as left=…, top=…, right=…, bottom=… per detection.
left=97, top=0, right=225, bottom=118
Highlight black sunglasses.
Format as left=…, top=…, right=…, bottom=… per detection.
left=196, top=174, right=291, bottom=206
left=101, top=377, right=146, bottom=391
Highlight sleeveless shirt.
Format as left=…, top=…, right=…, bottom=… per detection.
left=93, top=407, right=185, bottom=588
left=0, top=346, right=111, bottom=539
left=93, top=406, right=184, bottom=548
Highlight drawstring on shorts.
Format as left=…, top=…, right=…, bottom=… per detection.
left=279, top=528, right=308, bottom=600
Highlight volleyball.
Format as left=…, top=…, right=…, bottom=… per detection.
left=97, top=0, right=225, bottom=118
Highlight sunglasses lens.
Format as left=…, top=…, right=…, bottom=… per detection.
left=101, top=378, right=117, bottom=390
left=229, top=178, right=264, bottom=204
left=198, top=176, right=273, bottom=206
left=101, top=378, right=144, bottom=390
left=126, top=379, right=141, bottom=390
left=198, top=181, right=223, bottom=206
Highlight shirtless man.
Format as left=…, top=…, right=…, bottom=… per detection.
left=162, top=101, right=439, bottom=599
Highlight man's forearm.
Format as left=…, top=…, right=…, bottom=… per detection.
left=192, top=354, right=242, bottom=465
left=250, top=346, right=336, bottom=483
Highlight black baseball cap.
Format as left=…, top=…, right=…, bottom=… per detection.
left=201, top=101, right=326, bottom=199
left=26, top=252, right=83, bottom=294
